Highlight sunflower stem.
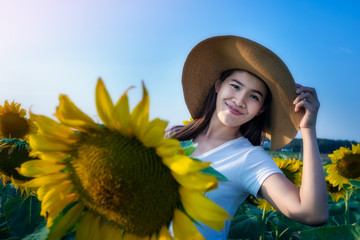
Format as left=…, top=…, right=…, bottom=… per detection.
left=344, top=189, right=352, bottom=225
left=259, top=207, right=266, bottom=240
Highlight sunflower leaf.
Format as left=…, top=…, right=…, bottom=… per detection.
left=349, top=180, right=360, bottom=189
left=21, top=221, right=49, bottom=240
left=180, top=140, right=197, bottom=156
left=228, top=213, right=265, bottom=239
left=201, top=167, right=228, bottom=182
left=298, top=224, right=360, bottom=240
left=4, top=195, right=44, bottom=238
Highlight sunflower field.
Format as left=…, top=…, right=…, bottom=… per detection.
left=228, top=145, right=360, bottom=240
left=0, top=81, right=360, bottom=239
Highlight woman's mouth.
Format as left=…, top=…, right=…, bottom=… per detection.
left=226, top=103, right=243, bottom=116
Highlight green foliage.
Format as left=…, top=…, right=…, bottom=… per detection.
left=228, top=148, right=360, bottom=240
left=4, top=194, right=44, bottom=238
left=0, top=181, right=46, bottom=239
left=298, top=225, right=360, bottom=240
left=180, top=140, right=197, bottom=156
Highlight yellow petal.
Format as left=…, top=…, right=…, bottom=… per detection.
left=32, top=151, right=69, bottom=163
left=23, top=172, right=69, bottom=188
left=37, top=184, right=56, bottom=201
left=17, top=160, right=66, bottom=177
left=76, top=211, right=102, bottom=240
left=141, top=118, right=168, bottom=147
left=55, top=94, right=98, bottom=130
left=130, top=82, right=149, bottom=137
left=156, top=138, right=182, bottom=158
left=122, top=233, right=149, bottom=240
left=30, top=113, right=79, bottom=140
left=19, top=108, right=26, bottom=118
left=47, top=202, right=85, bottom=240
left=41, top=181, right=74, bottom=217
left=158, top=225, right=173, bottom=240
left=96, top=78, right=116, bottom=130
left=100, top=222, right=123, bottom=240
left=150, top=233, right=157, bottom=240
left=173, top=209, right=205, bottom=240
left=113, top=86, right=133, bottom=136
left=46, top=193, right=78, bottom=227
left=172, top=171, right=217, bottom=192
left=162, top=155, right=210, bottom=175
left=29, top=135, right=74, bottom=152
left=179, top=187, right=230, bottom=231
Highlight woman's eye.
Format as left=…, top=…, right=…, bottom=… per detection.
left=230, top=84, right=240, bottom=90
left=250, top=95, right=260, bottom=101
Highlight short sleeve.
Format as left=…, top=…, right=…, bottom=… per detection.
left=241, top=147, right=283, bottom=198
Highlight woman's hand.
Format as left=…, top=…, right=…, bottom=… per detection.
left=293, top=84, right=320, bottom=129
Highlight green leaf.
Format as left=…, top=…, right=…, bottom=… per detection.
left=228, top=214, right=265, bottom=239
left=329, top=202, right=345, bottom=216
left=22, top=221, right=49, bottom=240
left=349, top=180, right=360, bottom=188
left=201, top=166, right=228, bottom=182
left=180, top=140, right=197, bottom=156
left=4, top=195, right=44, bottom=238
left=299, top=224, right=360, bottom=240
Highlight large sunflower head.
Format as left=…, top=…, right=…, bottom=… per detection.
left=325, top=144, right=360, bottom=190
left=18, top=78, right=230, bottom=239
left=256, top=157, right=302, bottom=212
left=0, top=100, right=36, bottom=139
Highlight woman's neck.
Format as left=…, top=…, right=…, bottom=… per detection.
left=200, top=113, right=242, bottom=142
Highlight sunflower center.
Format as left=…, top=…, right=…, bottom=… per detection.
left=0, top=113, right=30, bottom=138
left=326, top=181, right=340, bottom=193
left=0, top=139, right=34, bottom=181
left=337, top=154, right=360, bottom=179
left=70, top=128, right=180, bottom=236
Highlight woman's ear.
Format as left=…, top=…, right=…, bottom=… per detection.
left=215, top=79, right=222, bottom=93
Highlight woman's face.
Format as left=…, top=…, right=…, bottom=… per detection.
left=214, top=70, right=267, bottom=128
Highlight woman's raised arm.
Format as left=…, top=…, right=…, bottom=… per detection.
left=259, top=84, right=328, bottom=226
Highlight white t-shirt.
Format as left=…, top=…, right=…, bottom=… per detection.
left=194, top=136, right=283, bottom=239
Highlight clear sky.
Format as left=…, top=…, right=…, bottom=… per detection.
left=1, top=0, right=359, bottom=142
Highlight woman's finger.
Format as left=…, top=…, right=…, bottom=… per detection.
left=293, top=92, right=313, bottom=105
left=296, top=84, right=318, bottom=98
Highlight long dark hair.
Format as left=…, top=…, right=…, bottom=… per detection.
left=171, top=69, right=272, bottom=146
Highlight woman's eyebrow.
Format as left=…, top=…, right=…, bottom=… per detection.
left=230, top=79, right=264, bottom=97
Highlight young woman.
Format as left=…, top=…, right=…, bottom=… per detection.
left=170, top=36, right=328, bottom=239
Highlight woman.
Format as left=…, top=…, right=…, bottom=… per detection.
left=170, top=36, right=328, bottom=239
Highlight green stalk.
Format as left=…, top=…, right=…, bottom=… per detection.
left=259, top=207, right=266, bottom=240
left=345, top=189, right=350, bottom=225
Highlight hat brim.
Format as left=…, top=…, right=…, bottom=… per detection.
left=182, top=35, right=302, bottom=150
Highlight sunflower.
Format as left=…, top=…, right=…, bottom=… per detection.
left=18, top=78, right=230, bottom=239
left=325, top=144, right=360, bottom=190
left=0, top=138, right=36, bottom=188
left=182, top=117, right=193, bottom=125
left=0, top=100, right=36, bottom=139
left=256, top=157, right=303, bottom=212
left=0, top=101, right=37, bottom=188
left=325, top=178, right=346, bottom=202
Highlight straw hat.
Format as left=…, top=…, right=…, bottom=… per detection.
left=182, top=35, right=302, bottom=150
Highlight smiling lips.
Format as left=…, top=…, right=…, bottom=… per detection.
left=226, top=103, right=243, bottom=116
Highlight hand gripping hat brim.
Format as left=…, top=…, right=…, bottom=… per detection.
left=182, top=35, right=302, bottom=150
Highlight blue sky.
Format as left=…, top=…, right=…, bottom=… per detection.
left=0, top=0, right=359, bottom=142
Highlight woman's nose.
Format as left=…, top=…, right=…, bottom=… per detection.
left=233, top=93, right=246, bottom=108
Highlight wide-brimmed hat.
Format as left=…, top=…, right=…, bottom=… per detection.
left=182, top=35, right=302, bottom=150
